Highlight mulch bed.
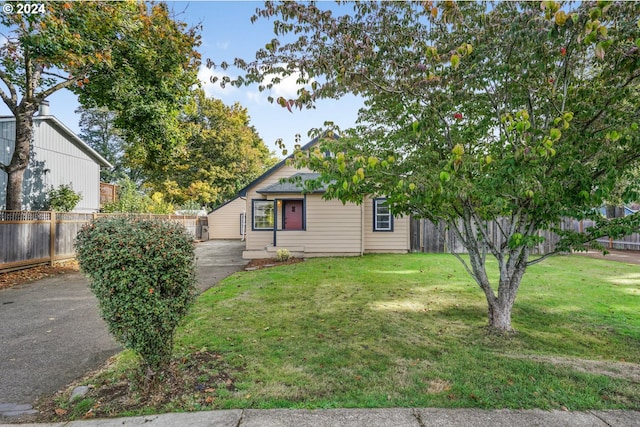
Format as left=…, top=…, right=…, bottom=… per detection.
left=244, top=257, right=304, bottom=271
left=34, top=351, right=239, bottom=423
left=0, top=261, right=80, bottom=291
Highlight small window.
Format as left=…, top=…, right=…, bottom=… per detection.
left=373, top=198, right=393, bottom=232
left=253, top=200, right=274, bottom=230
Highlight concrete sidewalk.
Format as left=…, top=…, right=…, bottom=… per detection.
left=2, top=408, right=639, bottom=427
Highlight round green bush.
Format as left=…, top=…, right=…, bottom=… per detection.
left=75, top=216, right=197, bottom=377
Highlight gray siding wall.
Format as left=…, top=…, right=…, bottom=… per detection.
left=0, top=119, right=101, bottom=212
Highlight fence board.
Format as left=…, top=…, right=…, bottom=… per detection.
left=416, top=217, right=638, bottom=254
left=1, top=211, right=205, bottom=272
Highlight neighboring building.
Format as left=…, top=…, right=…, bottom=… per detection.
left=237, top=137, right=410, bottom=259
left=0, top=102, right=111, bottom=212
left=598, top=205, right=638, bottom=218
left=207, top=196, right=246, bottom=240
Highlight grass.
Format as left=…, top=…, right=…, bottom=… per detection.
left=37, top=253, right=640, bottom=420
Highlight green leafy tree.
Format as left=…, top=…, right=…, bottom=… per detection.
left=76, top=106, right=129, bottom=184
left=227, top=1, right=640, bottom=332
left=152, top=89, right=278, bottom=206
left=101, top=177, right=174, bottom=214
left=45, top=183, right=81, bottom=212
left=0, top=1, right=200, bottom=210
left=76, top=3, right=201, bottom=187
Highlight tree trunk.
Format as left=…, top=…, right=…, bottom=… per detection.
left=486, top=249, right=528, bottom=334
left=4, top=108, right=36, bottom=211
left=487, top=298, right=514, bottom=333
left=448, top=211, right=530, bottom=334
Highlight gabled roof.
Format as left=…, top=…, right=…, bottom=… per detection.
left=257, top=173, right=327, bottom=194
left=0, top=114, right=112, bottom=168
left=238, top=135, right=323, bottom=197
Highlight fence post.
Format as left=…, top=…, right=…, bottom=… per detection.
left=49, top=211, right=56, bottom=266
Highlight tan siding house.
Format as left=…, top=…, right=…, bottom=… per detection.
left=208, top=196, right=245, bottom=239
left=238, top=137, right=410, bottom=259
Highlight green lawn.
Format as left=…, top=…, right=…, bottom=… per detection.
left=174, top=253, right=639, bottom=411
left=43, top=253, right=640, bottom=419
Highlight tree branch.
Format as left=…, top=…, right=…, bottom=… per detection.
left=443, top=220, right=475, bottom=277
left=41, top=70, right=73, bottom=81
left=36, top=77, right=78, bottom=101
left=0, top=70, right=18, bottom=114
left=526, top=251, right=560, bottom=266
left=580, top=71, right=640, bottom=133
left=469, top=207, right=501, bottom=259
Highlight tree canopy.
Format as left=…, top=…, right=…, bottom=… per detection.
left=150, top=89, right=277, bottom=207
left=226, top=0, right=640, bottom=332
left=0, top=1, right=200, bottom=210
left=76, top=106, right=128, bottom=184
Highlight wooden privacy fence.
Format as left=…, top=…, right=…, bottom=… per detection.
left=411, top=218, right=640, bottom=254
left=0, top=211, right=205, bottom=273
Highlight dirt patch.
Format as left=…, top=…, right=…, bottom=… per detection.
left=505, top=354, right=640, bottom=383
left=245, top=257, right=304, bottom=271
left=0, top=261, right=80, bottom=291
left=33, top=351, right=241, bottom=423
left=426, top=379, right=452, bottom=394
left=574, top=249, right=640, bottom=265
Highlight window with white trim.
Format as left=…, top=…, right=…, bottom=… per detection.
left=253, top=200, right=274, bottom=230
left=373, top=198, right=393, bottom=232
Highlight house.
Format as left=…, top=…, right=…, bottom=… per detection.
left=207, top=196, right=246, bottom=240
left=235, top=137, right=410, bottom=259
left=0, top=101, right=111, bottom=212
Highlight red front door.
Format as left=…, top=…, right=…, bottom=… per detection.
left=283, top=200, right=303, bottom=230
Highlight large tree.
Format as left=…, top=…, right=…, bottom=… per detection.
left=225, top=1, right=640, bottom=332
left=0, top=1, right=200, bottom=210
left=76, top=106, right=128, bottom=184
left=151, top=89, right=277, bottom=207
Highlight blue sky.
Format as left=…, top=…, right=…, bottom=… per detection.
left=0, top=1, right=362, bottom=157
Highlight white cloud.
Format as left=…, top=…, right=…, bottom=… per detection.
left=266, top=71, right=315, bottom=99
left=239, top=70, right=316, bottom=106
left=216, top=41, right=230, bottom=50
left=197, top=65, right=237, bottom=98
left=246, top=91, right=267, bottom=105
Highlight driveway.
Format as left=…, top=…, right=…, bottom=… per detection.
left=195, top=240, right=248, bottom=292
left=0, top=239, right=246, bottom=419
left=574, top=249, right=640, bottom=265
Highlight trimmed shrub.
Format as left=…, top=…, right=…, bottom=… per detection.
left=275, top=248, right=291, bottom=262
left=75, top=217, right=196, bottom=379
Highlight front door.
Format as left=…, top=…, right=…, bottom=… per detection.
left=283, top=200, right=303, bottom=230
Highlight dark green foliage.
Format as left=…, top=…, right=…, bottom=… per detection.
left=45, top=184, right=82, bottom=212
left=75, top=217, right=197, bottom=377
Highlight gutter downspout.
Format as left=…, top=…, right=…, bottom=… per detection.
left=361, top=200, right=365, bottom=256
left=240, top=197, right=247, bottom=241
left=273, top=199, right=278, bottom=247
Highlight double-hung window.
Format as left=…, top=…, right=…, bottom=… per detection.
left=373, top=198, right=393, bottom=232
left=253, top=200, right=274, bottom=230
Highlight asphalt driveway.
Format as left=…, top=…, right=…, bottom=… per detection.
left=0, top=239, right=247, bottom=418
